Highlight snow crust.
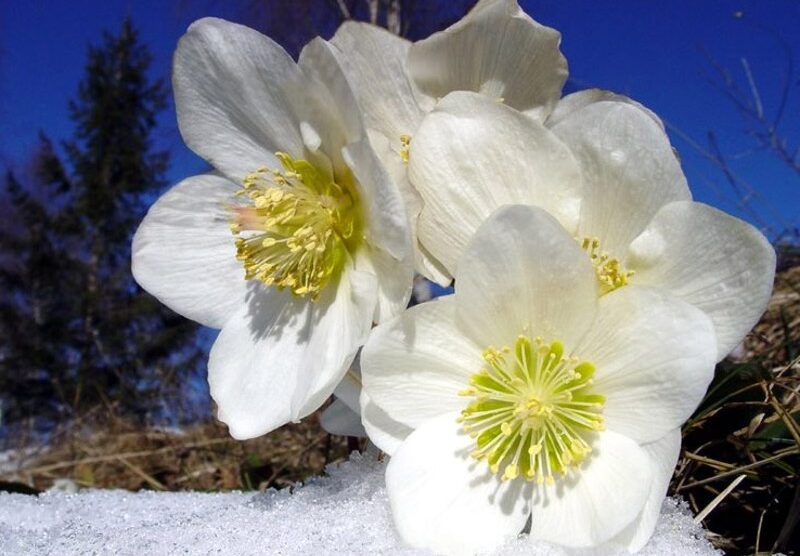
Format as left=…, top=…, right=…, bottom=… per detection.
left=0, top=453, right=720, bottom=555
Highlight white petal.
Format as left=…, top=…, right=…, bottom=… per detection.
left=527, top=430, right=653, bottom=547
left=454, top=205, right=597, bottom=351
left=408, top=0, right=567, bottom=120
left=386, top=412, right=531, bottom=556
left=366, top=130, right=452, bottom=286
left=297, top=37, right=365, bottom=155
left=320, top=399, right=366, bottom=438
left=609, top=429, right=682, bottom=552
left=578, top=287, right=716, bottom=444
left=131, top=173, right=247, bottom=329
left=361, top=296, right=482, bottom=428
left=626, top=201, right=776, bottom=361
left=551, top=101, right=691, bottom=255
left=173, top=18, right=304, bottom=180
left=331, top=363, right=362, bottom=414
left=342, top=138, right=411, bottom=262
left=355, top=244, right=413, bottom=325
left=360, top=390, right=413, bottom=455
left=411, top=92, right=583, bottom=274
left=546, top=89, right=665, bottom=131
left=330, top=22, right=430, bottom=142
left=208, top=267, right=376, bottom=439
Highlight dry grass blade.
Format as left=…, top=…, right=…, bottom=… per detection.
left=693, top=474, right=747, bottom=524
left=677, top=256, right=800, bottom=554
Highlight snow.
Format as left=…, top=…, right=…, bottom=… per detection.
left=0, top=453, right=720, bottom=555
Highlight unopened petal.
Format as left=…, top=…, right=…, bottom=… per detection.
left=320, top=399, right=366, bottom=438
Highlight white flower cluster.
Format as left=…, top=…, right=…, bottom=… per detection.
left=132, top=1, right=776, bottom=554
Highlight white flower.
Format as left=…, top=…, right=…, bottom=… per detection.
left=132, top=18, right=413, bottom=439
left=320, top=363, right=366, bottom=438
left=361, top=205, right=717, bottom=554
left=329, top=0, right=567, bottom=283
left=409, top=91, right=776, bottom=362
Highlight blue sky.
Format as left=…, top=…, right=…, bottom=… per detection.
left=1, top=0, right=798, bottom=239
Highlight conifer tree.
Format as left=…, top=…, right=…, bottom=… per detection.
left=63, top=18, right=202, bottom=421
left=0, top=20, right=202, bottom=429
left=0, top=138, right=79, bottom=428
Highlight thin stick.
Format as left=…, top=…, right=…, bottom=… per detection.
left=679, top=449, right=799, bottom=490
left=693, top=474, right=747, bottom=524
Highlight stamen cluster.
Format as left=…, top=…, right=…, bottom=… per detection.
left=231, top=153, right=361, bottom=300
left=459, top=336, right=605, bottom=484
left=580, top=237, right=634, bottom=293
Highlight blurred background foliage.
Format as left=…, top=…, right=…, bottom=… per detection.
left=0, top=1, right=797, bottom=554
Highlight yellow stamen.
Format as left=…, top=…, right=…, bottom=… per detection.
left=459, top=335, right=604, bottom=484
left=399, top=134, right=411, bottom=164
left=230, top=153, right=362, bottom=301
left=579, top=236, right=634, bottom=293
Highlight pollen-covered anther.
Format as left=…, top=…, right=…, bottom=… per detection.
left=230, top=152, right=361, bottom=300
left=580, top=236, right=634, bottom=293
left=399, top=134, right=412, bottom=164
left=459, top=335, right=605, bottom=484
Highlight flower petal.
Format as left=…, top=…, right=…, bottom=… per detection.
left=527, top=430, right=653, bottom=547
left=208, top=267, right=376, bottom=439
left=411, top=92, right=583, bottom=274
left=173, top=18, right=304, bottom=180
left=322, top=23, right=451, bottom=285
left=330, top=22, right=430, bottom=142
left=361, top=296, right=482, bottom=429
left=454, top=205, right=597, bottom=351
left=297, top=37, right=369, bottom=163
left=551, top=101, right=691, bottom=255
left=356, top=246, right=413, bottom=324
left=366, top=130, right=452, bottom=286
left=331, top=363, right=362, bottom=414
left=386, top=412, right=531, bottom=556
left=609, top=429, right=682, bottom=552
left=577, top=286, right=716, bottom=444
left=408, top=0, right=567, bottom=120
left=342, top=138, right=411, bottom=262
left=626, top=201, right=776, bottom=361
left=131, top=173, right=246, bottom=329
left=546, top=88, right=665, bottom=131
left=320, top=399, right=366, bottom=438
left=360, top=391, right=413, bottom=455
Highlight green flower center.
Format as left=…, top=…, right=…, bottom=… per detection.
left=230, top=153, right=362, bottom=301
left=459, top=335, right=605, bottom=484
left=580, top=237, right=634, bottom=293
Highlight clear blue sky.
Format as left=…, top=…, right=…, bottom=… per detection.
left=1, top=0, right=798, bottom=240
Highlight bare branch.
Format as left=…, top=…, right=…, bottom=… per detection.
left=386, top=0, right=401, bottom=35
left=366, top=0, right=379, bottom=24
left=332, top=0, right=351, bottom=19
left=740, top=58, right=763, bottom=119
